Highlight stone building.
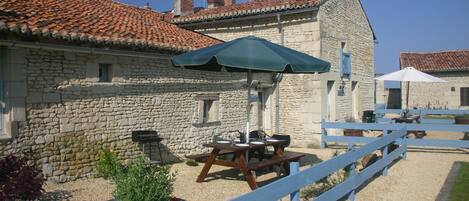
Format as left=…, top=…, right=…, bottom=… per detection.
left=171, top=0, right=376, bottom=146
left=400, top=50, right=469, bottom=109
left=0, top=0, right=249, bottom=182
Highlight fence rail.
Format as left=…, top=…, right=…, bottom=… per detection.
left=230, top=129, right=407, bottom=201
left=321, top=122, right=469, bottom=149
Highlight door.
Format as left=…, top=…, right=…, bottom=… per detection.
left=352, top=81, right=360, bottom=120
left=258, top=88, right=273, bottom=134
left=327, top=81, right=336, bottom=122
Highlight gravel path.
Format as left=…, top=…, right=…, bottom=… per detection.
left=355, top=149, right=469, bottom=201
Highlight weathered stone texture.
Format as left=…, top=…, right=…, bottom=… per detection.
left=402, top=72, right=469, bottom=109
left=0, top=47, right=247, bottom=182
left=318, top=0, right=375, bottom=120
left=187, top=0, right=375, bottom=147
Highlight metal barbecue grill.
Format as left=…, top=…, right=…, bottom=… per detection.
left=131, top=130, right=164, bottom=164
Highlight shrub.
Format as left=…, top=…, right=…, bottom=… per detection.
left=113, top=157, right=175, bottom=201
left=185, top=159, right=198, bottom=167
left=0, top=154, right=45, bottom=200
left=96, top=149, right=123, bottom=180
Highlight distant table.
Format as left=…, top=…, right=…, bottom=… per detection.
left=196, top=140, right=288, bottom=190
left=392, top=115, right=426, bottom=138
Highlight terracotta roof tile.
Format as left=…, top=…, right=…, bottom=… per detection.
left=0, top=0, right=221, bottom=52
left=400, top=50, right=469, bottom=72
left=172, top=0, right=320, bottom=24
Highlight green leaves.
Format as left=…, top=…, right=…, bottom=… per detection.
left=96, top=150, right=176, bottom=201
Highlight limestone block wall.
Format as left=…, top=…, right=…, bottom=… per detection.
left=187, top=12, right=324, bottom=147
left=318, top=0, right=375, bottom=121
left=0, top=46, right=247, bottom=182
left=402, top=72, right=469, bottom=109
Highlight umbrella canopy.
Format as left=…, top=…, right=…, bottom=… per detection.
left=375, top=67, right=447, bottom=109
left=172, top=36, right=330, bottom=143
left=172, top=36, right=330, bottom=73
left=375, top=67, right=447, bottom=82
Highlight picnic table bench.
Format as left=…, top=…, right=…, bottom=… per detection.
left=196, top=140, right=304, bottom=190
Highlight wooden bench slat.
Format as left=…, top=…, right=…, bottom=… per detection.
left=186, top=150, right=234, bottom=161
left=248, top=153, right=305, bottom=170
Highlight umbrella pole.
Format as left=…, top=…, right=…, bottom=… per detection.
left=406, top=81, right=410, bottom=110
left=246, top=70, right=252, bottom=144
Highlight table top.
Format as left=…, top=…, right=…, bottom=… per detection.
left=204, top=140, right=287, bottom=151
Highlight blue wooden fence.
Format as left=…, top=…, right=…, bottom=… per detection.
left=374, top=108, right=469, bottom=124
left=230, top=128, right=408, bottom=201
left=321, top=122, right=469, bottom=149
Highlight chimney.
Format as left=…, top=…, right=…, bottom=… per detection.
left=207, top=0, right=235, bottom=9
left=174, top=0, right=194, bottom=16
left=143, top=2, right=152, bottom=10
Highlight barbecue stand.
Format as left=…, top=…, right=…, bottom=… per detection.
left=131, top=130, right=164, bottom=164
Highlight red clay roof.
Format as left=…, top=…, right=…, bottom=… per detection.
left=400, top=50, right=469, bottom=73
left=172, top=0, right=320, bottom=24
left=0, top=0, right=220, bottom=52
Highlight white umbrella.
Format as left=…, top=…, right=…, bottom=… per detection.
left=375, top=67, right=447, bottom=109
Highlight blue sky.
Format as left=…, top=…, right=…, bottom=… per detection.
left=119, top=0, right=469, bottom=75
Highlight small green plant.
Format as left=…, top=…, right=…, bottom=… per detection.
left=185, top=159, right=198, bottom=166
left=455, top=114, right=469, bottom=118
left=96, top=149, right=123, bottom=179
left=113, top=157, right=175, bottom=201
left=300, top=151, right=347, bottom=200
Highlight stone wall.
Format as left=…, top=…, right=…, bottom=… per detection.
left=0, top=46, right=247, bottom=182
left=180, top=0, right=375, bottom=147
left=402, top=72, right=469, bottom=109
left=318, top=0, right=375, bottom=122
left=186, top=12, right=323, bottom=147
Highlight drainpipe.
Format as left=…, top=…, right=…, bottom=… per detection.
left=274, top=13, right=284, bottom=134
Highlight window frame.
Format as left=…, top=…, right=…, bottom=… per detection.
left=195, top=94, right=220, bottom=125
left=98, top=63, right=113, bottom=83
left=461, top=87, right=469, bottom=106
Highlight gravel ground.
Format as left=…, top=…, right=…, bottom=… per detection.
left=355, top=149, right=469, bottom=201
left=41, top=132, right=468, bottom=201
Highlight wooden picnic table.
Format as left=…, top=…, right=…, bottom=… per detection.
left=196, top=140, right=303, bottom=190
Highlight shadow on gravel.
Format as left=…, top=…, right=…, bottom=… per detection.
left=40, top=190, right=73, bottom=201
left=435, top=161, right=462, bottom=201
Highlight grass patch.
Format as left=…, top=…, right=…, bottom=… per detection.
left=423, top=115, right=455, bottom=119
left=448, top=162, right=469, bottom=201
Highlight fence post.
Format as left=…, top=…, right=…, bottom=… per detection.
left=346, top=145, right=356, bottom=201
left=402, top=128, right=408, bottom=160
left=321, top=119, right=328, bottom=148
left=289, top=162, right=300, bottom=201
left=381, top=129, right=388, bottom=176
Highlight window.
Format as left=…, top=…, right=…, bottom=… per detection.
left=203, top=100, right=214, bottom=123
left=340, top=42, right=351, bottom=77
left=196, top=95, right=220, bottom=124
left=461, top=87, right=469, bottom=106
left=98, top=64, right=112, bottom=82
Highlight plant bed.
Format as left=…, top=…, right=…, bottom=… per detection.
left=455, top=115, right=469, bottom=124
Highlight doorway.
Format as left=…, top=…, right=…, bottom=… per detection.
left=327, top=81, right=336, bottom=122
left=258, top=88, right=273, bottom=134
left=352, top=81, right=360, bottom=120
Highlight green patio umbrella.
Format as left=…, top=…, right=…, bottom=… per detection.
left=172, top=36, right=330, bottom=143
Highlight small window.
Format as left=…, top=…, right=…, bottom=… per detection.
left=461, top=87, right=469, bottom=106
left=196, top=95, right=220, bottom=124
left=203, top=100, right=214, bottom=123
left=98, top=64, right=112, bottom=82
left=340, top=42, right=351, bottom=77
